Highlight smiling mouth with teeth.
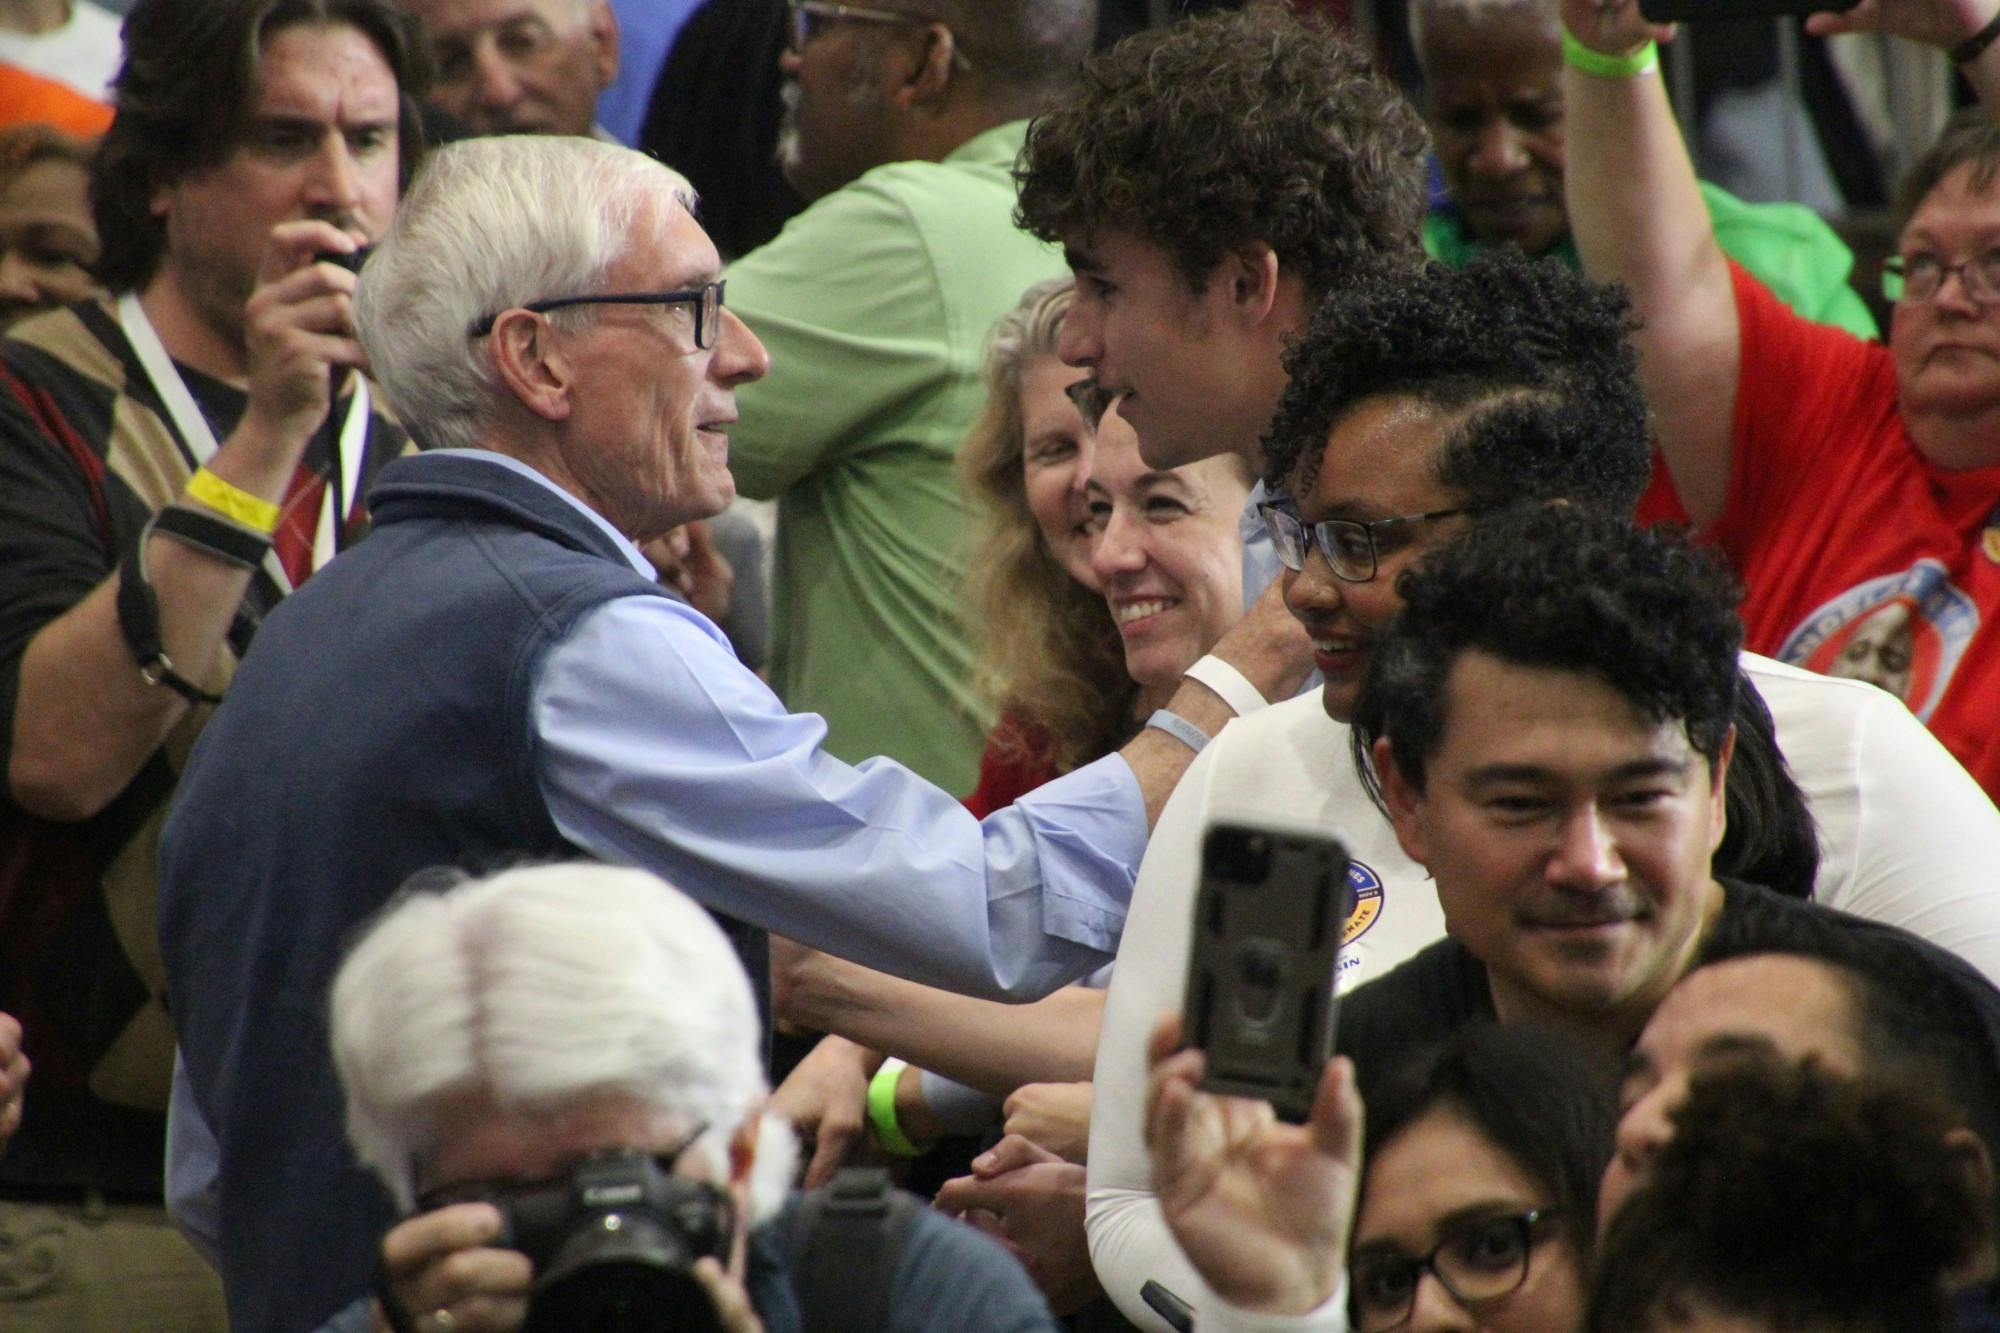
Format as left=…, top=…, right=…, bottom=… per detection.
left=1114, top=598, right=1174, bottom=625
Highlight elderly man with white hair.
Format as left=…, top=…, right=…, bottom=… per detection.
left=318, top=862, right=1058, bottom=1332
left=155, top=134, right=1293, bottom=1329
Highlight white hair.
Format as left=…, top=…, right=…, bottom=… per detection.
left=1408, top=0, right=1557, bottom=74
left=355, top=134, right=699, bottom=452
left=329, top=862, right=793, bottom=1221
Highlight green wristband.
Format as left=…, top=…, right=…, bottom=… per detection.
left=1562, top=28, right=1659, bottom=78
left=867, top=1057, right=922, bottom=1157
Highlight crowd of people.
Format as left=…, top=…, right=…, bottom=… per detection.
left=3, top=0, right=2000, bottom=1330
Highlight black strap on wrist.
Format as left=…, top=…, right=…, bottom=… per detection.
left=152, top=502, right=272, bottom=569
left=1952, top=7, right=2000, bottom=62
left=115, top=519, right=225, bottom=707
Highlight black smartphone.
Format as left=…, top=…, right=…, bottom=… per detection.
left=1141, top=1279, right=1195, bottom=1333
left=1181, top=822, right=1350, bottom=1124
left=1638, top=0, right=1855, bottom=23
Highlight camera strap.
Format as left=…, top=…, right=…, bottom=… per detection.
left=789, top=1167, right=919, bottom=1332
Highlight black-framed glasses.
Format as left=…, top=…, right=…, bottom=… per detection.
left=467, top=281, right=726, bottom=347
left=1259, top=500, right=1470, bottom=583
left=1349, top=1207, right=1563, bottom=1333
left=1882, top=250, right=2000, bottom=304
left=785, top=0, right=971, bottom=68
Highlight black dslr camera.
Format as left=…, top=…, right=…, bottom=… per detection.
left=479, top=1149, right=738, bottom=1332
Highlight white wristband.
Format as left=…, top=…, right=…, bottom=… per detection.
left=1146, top=708, right=1212, bottom=754
left=1184, top=654, right=1269, bottom=718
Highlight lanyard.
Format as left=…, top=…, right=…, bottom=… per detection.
left=117, top=293, right=371, bottom=592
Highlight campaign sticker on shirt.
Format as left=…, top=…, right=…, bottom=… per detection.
left=1342, top=860, right=1384, bottom=946
left=1777, top=560, right=1977, bottom=721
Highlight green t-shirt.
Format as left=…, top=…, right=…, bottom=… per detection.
left=1423, top=179, right=1878, bottom=341
left=726, top=122, right=1066, bottom=792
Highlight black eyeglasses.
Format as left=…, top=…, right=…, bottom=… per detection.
left=787, top=1, right=923, bottom=50
left=1259, top=500, right=1470, bottom=583
left=1881, top=249, right=2000, bottom=304
left=467, top=280, right=726, bottom=347
left=785, top=1, right=971, bottom=67
left=1349, top=1207, right=1564, bottom=1333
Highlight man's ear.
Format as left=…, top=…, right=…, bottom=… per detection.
left=588, top=1, right=620, bottom=93
left=488, top=310, right=574, bottom=422
left=1374, top=735, right=1431, bottom=868
left=1947, top=1125, right=1996, bottom=1214
left=1219, top=241, right=1281, bottom=328
left=890, top=23, right=959, bottom=108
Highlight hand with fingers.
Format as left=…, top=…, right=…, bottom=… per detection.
left=370, top=1203, right=531, bottom=1333
left=241, top=218, right=374, bottom=450
left=1559, top=0, right=1673, bottom=58
left=1803, top=0, right=1997, bottom=45
left=643, top=521, right=736, bottom=626
left=934, top=1134, right=1100, bottom=1315
left=1144, top=1013, right=1363, bottom=1318
left=1001, top=1081, right=1092, bottom=1165
left=769, top=1033, right=882, bottom=1188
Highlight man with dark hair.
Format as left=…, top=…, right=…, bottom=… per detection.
left=1015, top=6, right=1429, bottom=483
left=1343, top=507, right=1743, bottom=1065
left=0, top=0, right=419, bottom=1326
left=1085, top=253, right=2000, bottom=1330
left=723, top=0, right=1094, bottom=794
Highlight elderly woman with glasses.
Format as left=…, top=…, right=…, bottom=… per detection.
left=1561, top=0, right=2000, bottom=802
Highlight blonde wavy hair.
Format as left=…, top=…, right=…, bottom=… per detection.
left=957, top=279, right=1135, bottom=775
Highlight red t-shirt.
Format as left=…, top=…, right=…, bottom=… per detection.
left=1714, top=259, right=2000, bottom=798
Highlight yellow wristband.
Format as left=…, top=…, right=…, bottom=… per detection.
left=866, top=1058, right=922, bottom=1157
left=185, top=467, right=281, bottom=535
left=1561, top=28, right=1659, bottom=78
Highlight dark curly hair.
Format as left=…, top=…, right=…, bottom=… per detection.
left=1014, top=7, right=1428, bottom=303
left=94, top=0, right=430, bottom=294
left=1262, top=249, right=1649, bottom=506
left=1360, top=1022, right=1615, bottom=1268
left=1355, top=506, right=1742, bottom=795
left=1587, top=1056, right=1987, bottom=1333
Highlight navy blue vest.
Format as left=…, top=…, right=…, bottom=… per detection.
left=159, top=452, right=767, bottom=1333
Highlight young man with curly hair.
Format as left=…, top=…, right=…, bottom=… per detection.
left=1014, top=6, right=1429, bottom=489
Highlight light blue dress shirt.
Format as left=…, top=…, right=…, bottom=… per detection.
left=452, top=453, right=1143, bottom=998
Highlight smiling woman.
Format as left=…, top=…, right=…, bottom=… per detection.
left=1086, top=419, right=1251, bottom=715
